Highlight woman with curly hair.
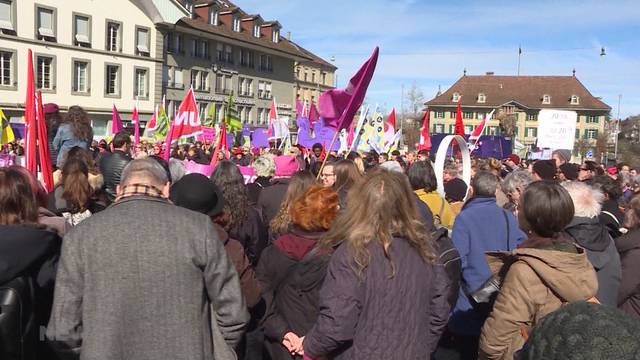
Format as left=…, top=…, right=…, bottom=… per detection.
left=300, top=170, right=451, bottom=359
left=269, top=171, right=316, bottom=239
left=53, top=105, right=93, bottom=167
left=211, top=160, right=268, bottom=266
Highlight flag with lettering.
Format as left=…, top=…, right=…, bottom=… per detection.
left=168, top=87, right=201, bottom=143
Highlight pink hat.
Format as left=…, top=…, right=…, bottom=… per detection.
left=43, top=103, right=59, bottom=114
left=274, top=155, right=298, bottom=177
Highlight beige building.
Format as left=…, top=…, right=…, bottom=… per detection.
left=0, top=0, right=187, bottom=137
left=292, top=44, right=336, bottom=105
left=425, top=73, right=611, bottom=153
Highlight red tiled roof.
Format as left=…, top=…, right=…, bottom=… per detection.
left=426, top=75, right=610, bottom=111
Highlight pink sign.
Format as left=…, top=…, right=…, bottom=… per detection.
left=239, top=166, right=256, bottom=184
left=199, top=127, right=216, bottom=143
left=183, top=160, right=213, bottom=177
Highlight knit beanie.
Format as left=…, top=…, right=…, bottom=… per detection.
left=444, top=177, right=468, bottom=202
left=518, top=302, right=640, bottom=360
left=533, top=160, right=557, bottom=181
left=553, top=149, right=573, bottom=163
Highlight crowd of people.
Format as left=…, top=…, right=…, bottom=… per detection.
left=2, top=104, right=640, bottom=360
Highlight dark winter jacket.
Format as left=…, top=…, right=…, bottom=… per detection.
left=302, top=237, right=451, bottom=360
left=565, top=216, right=621, bottom=307
left=257, top=178, right=290, bottom=227
left=599, top=199, right=626, bottom=239
left=616, top=229, right=640, bottom=319
left=433, top=228, right=462, bottom=309
left=256, top=230, right=330, bottom=360
left=0, top=225, right=61, bottom=360
left=229, top=206, right=269, bottom=266
left=98, top=150, right=132, bottom=202
left=247, top=176, right=272, bottom=206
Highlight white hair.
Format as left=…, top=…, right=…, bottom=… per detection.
left=121, top=158, right=169, bottom=187
left=501, top=170, right=534, bottom=194
left=168, top=158, right=186, bottom=183
left=253, top=155, right=276, bottom=178
left=561, top=181, right=604, bottom=218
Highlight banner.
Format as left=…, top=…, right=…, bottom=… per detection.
left=201, top=127, right=216, bottom=143
left=537, top=109, right=577, bottom=150
left=239, top=166, right=256, bottom=184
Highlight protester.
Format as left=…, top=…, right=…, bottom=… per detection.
left=332, top=159, right=362, bottom=209
left=502, top=154, right=520, bottom=176
left=579, top=160, right=599, bottom=183
left=258, top=155, right=300, bottom=227
left=518, top=301, right=640, bottom=360
left=558, top=162, right=580, bottom=181
left=320, top=161, right=337, bottom=187
left=257, top=186, right=339, bottom=359
left=211, top=161, right=269, bottom=266
left=302, top=170, right=451, bottom=359
left=501, top=170, right=534, bottom=215
left=50, top=158, right=105, bottom=225
left=99, top=131, right=132, bottom=202
left=478, top=181, right=598, bottom=360
left=247, top=155, right=276, bottom=205
left=269, top=171, right=316, bottom=239
left=47, top=158, right=249, bottom=359
left=0, top=166, right=62, bottom=359
left=44, top=103, right=62, bottom=169
left=380, top=159, right=404, bottom=173
left=168, top=157, right=186, bottom=183
left=562, top=181, right=621, bottom=307
left=408, top=160, right=456, bottom=228
left=378, top=152, right=389, bottom=164
left=442, top=171, right=526, bottom=359
left=617, top=195, right=640, bottom=319
left=532, top=159, right=557, bottom=181
left=417, top=149, right=430, bottom=162
left=170, top=173, right=261, bottom=309
left=551, top=149, right=572, bottom=168
left=593, top=175, right=626, bottom=238
left=346, top=151, right=366, bottom=175
left=52, top=105, right=93, bottom=167
left=53, top=146, right=105, bottom=193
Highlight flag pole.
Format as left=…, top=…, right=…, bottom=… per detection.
left=316, top=129, right=339, bottom=180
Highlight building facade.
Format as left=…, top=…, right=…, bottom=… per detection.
left=292, top=45, right=336, bottom=104
left=0, top=0, right=187, bottom=137
left=425, top=73, right=611, bottom=152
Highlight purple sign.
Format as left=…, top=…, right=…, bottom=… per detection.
left=297, top=117, right=341, bottom=151
left=251, top=128, right=269, bottom=148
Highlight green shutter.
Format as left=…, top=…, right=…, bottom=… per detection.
left=575, top=129, right=580, bottom=139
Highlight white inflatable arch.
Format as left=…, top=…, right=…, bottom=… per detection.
left=434, top=135, right=472, bottom=201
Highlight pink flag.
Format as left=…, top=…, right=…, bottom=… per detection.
left=268, top=98, right=277, bottom=138
left=112, top=105, right=124, bottom=134
left=35, top=91, right=53, bottom=192
left=308, top=101, right=320, bottom=128
left=319, top=47, right=379, bottom=131
left=295, top=99, right=304, bottom=118
left=168, top=87, right=201, bottom=142
left=132, top=102, right=140, bottom=145
left=24, top=49, right=37, bottom=175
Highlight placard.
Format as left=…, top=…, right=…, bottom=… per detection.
left=537, top=109, right=577, bottom=150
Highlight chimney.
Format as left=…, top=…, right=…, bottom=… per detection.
left=286, top=31, right=291, bottom=41
left=486, top=71, right=494, bottom=76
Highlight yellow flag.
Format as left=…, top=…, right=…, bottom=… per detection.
left=0, top=108, right=16, bottom=145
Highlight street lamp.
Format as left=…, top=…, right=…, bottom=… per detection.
left=330, top=55, right=337, bottom=88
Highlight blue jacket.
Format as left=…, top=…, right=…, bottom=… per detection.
left=52, top=123, right=88, bottom=166
left=449, top=196, right=526, bottom=336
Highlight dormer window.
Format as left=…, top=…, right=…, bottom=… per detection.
left=184, top=0, right=193, bottom=16
left=253, top=24, right=260, bottom=38
left=232, top=16, right=240, bottom=32
left=477, top=93, right=486, bottom=103
left=209, top=8, right=218, bottom=25
left=542, top=94, right=551, bottom=104
left=272, top=29, right=279, bottom=43
left=452, top=92, right=460, bottom=102
left=570, top=95, right=579, bottom=105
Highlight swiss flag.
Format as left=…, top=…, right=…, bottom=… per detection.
left=418, top=110, right=431, bottom=151
left=168, top=87, right=201, bottom=142
left=268, top=98, right=277, bottom=138
left=384, top=108, right=397, bottom=132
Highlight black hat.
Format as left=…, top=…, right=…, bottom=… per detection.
left=559, top=163, right=580, bottom=181
left=444, top=177, right=468, bottom=202
left=169, top=173, right=224, bottom=216
left=533, top=160, right=557, bottom=181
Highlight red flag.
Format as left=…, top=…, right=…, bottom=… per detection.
left=112, top=104, right=124, bottom=134
left=132, top=102, right=140, bottom=145
left=268, top=98, right=277, bottom=138
left=418, top=110, right=432, bottom=151
left=162, top=119, right=174, bottom=161
left=295, top=99, right=303, bottom=118
left=24, top=49, right=37, bottom=175
left=210, top=122, right=227, bottom=168
left=469, top=109, right=496, bottom=152
left=384, top=108, right=397, bottom=132
left=454, top=100, right=465, bottom=136
left=320, top=47, right=379, bottom=131
left=308, top=101, right=319, bottom=128
left=35, top=91, right=53, bottom=192
left=169, top=87, right=201, bottom=142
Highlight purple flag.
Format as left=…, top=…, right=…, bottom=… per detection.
left=295, top=99, right=304, bottom=117
left=319, top=47, right=379, bottom=131
left=309, top=101, right=320, bottom=128
left=112, top=105, right=124, bottom=134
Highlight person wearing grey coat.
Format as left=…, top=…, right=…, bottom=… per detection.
left=46, top=159, right=249, bottom=360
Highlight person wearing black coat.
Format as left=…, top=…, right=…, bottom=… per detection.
left=98, top=131, right=132, bottom=203
left=258, top=177, right=291, bottom=227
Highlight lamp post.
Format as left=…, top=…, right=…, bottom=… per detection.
left=330, top=55, right=337, bottom=88
left=614, top=94, right=621, bottom=161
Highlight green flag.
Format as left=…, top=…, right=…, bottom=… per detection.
left=153, top=104, right=170, bottom=139
left=225, top=92, right=242, bottom=133
left=205, top=103, right=216, bottom=127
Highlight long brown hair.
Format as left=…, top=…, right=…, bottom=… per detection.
left=270, top=171, right=316, bottom=235
left=61, top=158, right=91, bottom=213
left=624, top=195, right=640, bottom=230
left=0, top=167, right=40, bottom=225
left=63, top=105, right=93, bottom=142
left=321, top=169, right=436, bottom=278
left=332, top=159, right=362, bottom=194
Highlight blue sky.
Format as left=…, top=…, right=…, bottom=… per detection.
left=240, top=0, right=640, bottom=118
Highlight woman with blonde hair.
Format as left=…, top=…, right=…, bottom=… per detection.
left=301, top=170, right=451, bottom=359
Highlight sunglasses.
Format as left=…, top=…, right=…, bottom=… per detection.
left=579, top=167, right=589, bottom=171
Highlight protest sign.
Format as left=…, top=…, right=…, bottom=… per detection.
left=537, top=109, right=578, bottom=150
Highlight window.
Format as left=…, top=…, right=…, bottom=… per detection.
left=435, top=124, right=444, bottom=133
left=586, top=129, right=598, bottom=139
left=259, top=54, right=273, bottom=72
left=232, top=16, right=240, bottom=32
left=173, top=33, right=183, bottom=54
left=200, top=41, right=209, bottom=59
left=586, top=115, right=599, bottom=123
left=0, top=0, right=16, bottom=33
left=311, top=72, right=316, bottom=83
left=135, top=27, right=150, bottom=56
left=174, top=67, right=183, bottom=88
left=503, top=105, right=515, bottom=114
left=225, top=45, right=233, bottom=63
left=200, top=71, right=209, bottom=91
left=191, top=70, right=200, bottom=90
left=258, top=80, right=272, bottom=99
left=217, top=43, right=224, bottom=62
left=240, top=49, right=254, bottom=67
left=190, top=39, right=198, bottom=57
left=575, top=129, right=580, bottom=139
left=476, top=112, right=485, bottom=120
left=36, top=56, right=54, bottom=91
left=105, top=64, right=121, bottom=96
left=184, top=0, right=193, bottom=15
left=253, top=24, right=260, bottom=38
left=36, top=6, right=56, bottom=40
left=542, top=94, right=551, bottom=104
left=134, top=68, right=148, bottom=98
left=435, top=111, right=444, bottom=119
left=0, top=50, right=14, bottom=87
left=238, top=77, right=253, bottom=96
left=209, top=8, right=218, bottom=25
left=106, top=21, right=121, bottom=52
left=72, top=60, right=89, bottom=93
left=450, top=111, right=456, bottom=119
left=448, top=124, right=455, bottom=134
left=321, top=72, right=327, bottom=85
left=73, top=14, right=90, bottom=47
left=571, top=95, right=579, bottom=105
left=525, top=127, right=537, bottom=138
left=452, top=92, right=460, bottom=102
left=198, top=103, right=207, bottom=120
left=488, top=126, right=499, bottom=136
left=464, top=125, right=473, bottom=133
left=463, top=111, right=473, bottom=119
left=527, top=113, right=538, bottom=121
left=303, top=71, right=308, bottom=82
left=272, top=29, right=279, bottom=43
left=477, top=93, right=486, bottom=103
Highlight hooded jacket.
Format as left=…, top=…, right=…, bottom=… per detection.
left=616, top=228, right=640, bottom=319
left=565, top=216, right=621, bottom=307
left=479, top=240, right=598, bottom=360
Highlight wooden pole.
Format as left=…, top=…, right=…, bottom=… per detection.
left=316, top=129, right=340, bottom=180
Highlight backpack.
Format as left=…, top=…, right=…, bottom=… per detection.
left=0, top=276, right=38, bottom=360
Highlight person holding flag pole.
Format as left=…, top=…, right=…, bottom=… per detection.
left=210, top=92, right=242, bottom=167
